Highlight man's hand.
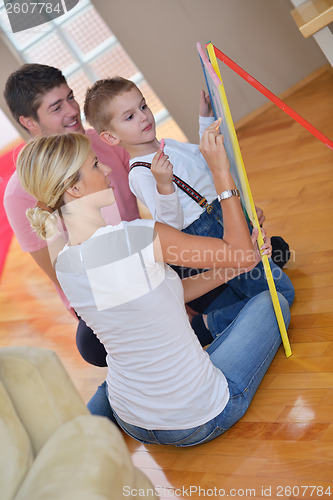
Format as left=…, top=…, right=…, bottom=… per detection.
left=199, top=90, right=213, bottom=117
left=151, top=147, right=174, bottom=195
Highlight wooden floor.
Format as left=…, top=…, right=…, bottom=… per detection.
left=1, top=66, right=333, bottom=499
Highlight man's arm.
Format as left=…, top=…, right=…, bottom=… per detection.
left=30, top=248, right=58, bottom=285
left=30, top=242, right=76, bottom=316
left=30, top=236, right=66, bottom=287
left=4, top=172, right=67, bottom=295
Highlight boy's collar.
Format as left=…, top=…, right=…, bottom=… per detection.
left=126, top=139, right=161, bottom=159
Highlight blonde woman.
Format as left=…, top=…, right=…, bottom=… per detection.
left=16, top=123, right=290, bottom=446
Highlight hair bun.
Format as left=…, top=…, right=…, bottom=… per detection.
left=26, top=207, right=58, bottom=241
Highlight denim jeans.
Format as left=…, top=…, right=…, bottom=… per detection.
left=182, top=197, right=244, bottom=240
left=98, top=291, right=290, bottom=447
left=87, top=380, right=118, bottom=425
left=205, top=259, right=294, bottom=337
left=183, top=199, right=295, bottom=336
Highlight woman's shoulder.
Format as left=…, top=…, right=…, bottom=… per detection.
left=104, top=219, right=155, bottom=234
left=95, top=220, right=156, bottom=256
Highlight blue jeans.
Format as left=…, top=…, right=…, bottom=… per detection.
left=205, top=259, right=294, bottom=337
left=183, top=199, right=295, bottom=335
left=90, top=291, right=290, bottom=446
left=87, top=380, right=118, bottom=425
left=182, top=197, right=242, bottom=239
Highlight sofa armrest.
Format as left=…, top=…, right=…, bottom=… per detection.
left=15, top=415, right=159, bottom=500
left=0, top=380, right=33, bottom=500
left=0, top=346, right=88, bottom=454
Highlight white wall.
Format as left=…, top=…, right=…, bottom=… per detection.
left=0, top=109, right=21, bottom=150
left=0, top=34, right=27, bottom=145
left=92, top=0, right=326, bottom=142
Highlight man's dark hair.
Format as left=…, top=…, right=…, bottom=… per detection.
left=4, top=63, right=66, bottom=131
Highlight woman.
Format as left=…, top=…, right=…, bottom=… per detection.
left=16, top=122, right=290, bottom=446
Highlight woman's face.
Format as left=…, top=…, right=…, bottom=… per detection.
left=74, top=149, right=115, bottom=207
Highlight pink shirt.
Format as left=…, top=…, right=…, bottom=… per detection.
left=85, top=130, right=139, bottom=222
left=3, top=129, right=139, bottom=309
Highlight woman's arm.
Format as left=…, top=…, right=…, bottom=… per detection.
left=181, top=230, right=271, bottom=303
left=153, top=207, right=256, bottom=269
left=199, top=121, right=252, bottom=255
left=153, top=121, right=255, bottom=270
left=182, top=267, right=247, bottom=304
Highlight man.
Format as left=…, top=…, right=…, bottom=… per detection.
left=4, top=63, right=140, bottom=368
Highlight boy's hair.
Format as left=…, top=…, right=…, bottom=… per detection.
left=84, top=76, right=137, bottom=134
left=4, top=63, right=66, bottom=131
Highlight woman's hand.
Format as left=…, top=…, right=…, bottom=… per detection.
left=246, top=227, right=272, bottom=272
left=199, top=120, right=230, bottom=179
left=260, top=228, right=272, bottom=258
left=255, top=206, right=266, bottom=227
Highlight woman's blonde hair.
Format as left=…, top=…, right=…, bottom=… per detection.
left=16, top=133, right=91, bottom=240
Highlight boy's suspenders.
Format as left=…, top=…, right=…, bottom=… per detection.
left=130, top=161, right=211, bottom=210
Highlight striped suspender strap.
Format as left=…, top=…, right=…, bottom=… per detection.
left=130, top=161, right=209, bottom=208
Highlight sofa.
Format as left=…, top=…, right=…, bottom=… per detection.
left=0, top=346, right=158, bottom=499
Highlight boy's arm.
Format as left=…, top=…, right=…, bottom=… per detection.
left=150, top=140, right=174, bottom=195
left=129, top=165, right=185, bottom=230
left=199, top=90, right=215, bottom=139
left=199, top=116, right=215, bottom=140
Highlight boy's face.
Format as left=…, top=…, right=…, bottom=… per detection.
left=28, top=83, right=85, bottom=136
left=107, top=87, right=156, bottom=147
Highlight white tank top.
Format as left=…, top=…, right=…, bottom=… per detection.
left=56, top=220, right=229, bottom=430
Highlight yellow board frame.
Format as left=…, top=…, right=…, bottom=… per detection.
left=203, top=42, right=292, bottom=357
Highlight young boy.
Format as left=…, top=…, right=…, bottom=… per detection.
left=84, top=77, right=222, bottom=231
left=84, top=77, right=294, bottom=336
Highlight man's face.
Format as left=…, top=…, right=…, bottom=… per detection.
left=31, top=83, right=85, bottom=136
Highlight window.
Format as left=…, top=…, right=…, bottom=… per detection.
left=0, top=0, right=187, bottom=141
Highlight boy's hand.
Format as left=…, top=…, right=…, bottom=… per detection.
left=199, top=119, right=229, bottom=177
left=151, top=146, right=174, bottom=195
left=200, top=90, right=213, bottom=117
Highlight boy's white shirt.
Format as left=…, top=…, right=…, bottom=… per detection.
left=129, top=116, right=217, bottom=230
